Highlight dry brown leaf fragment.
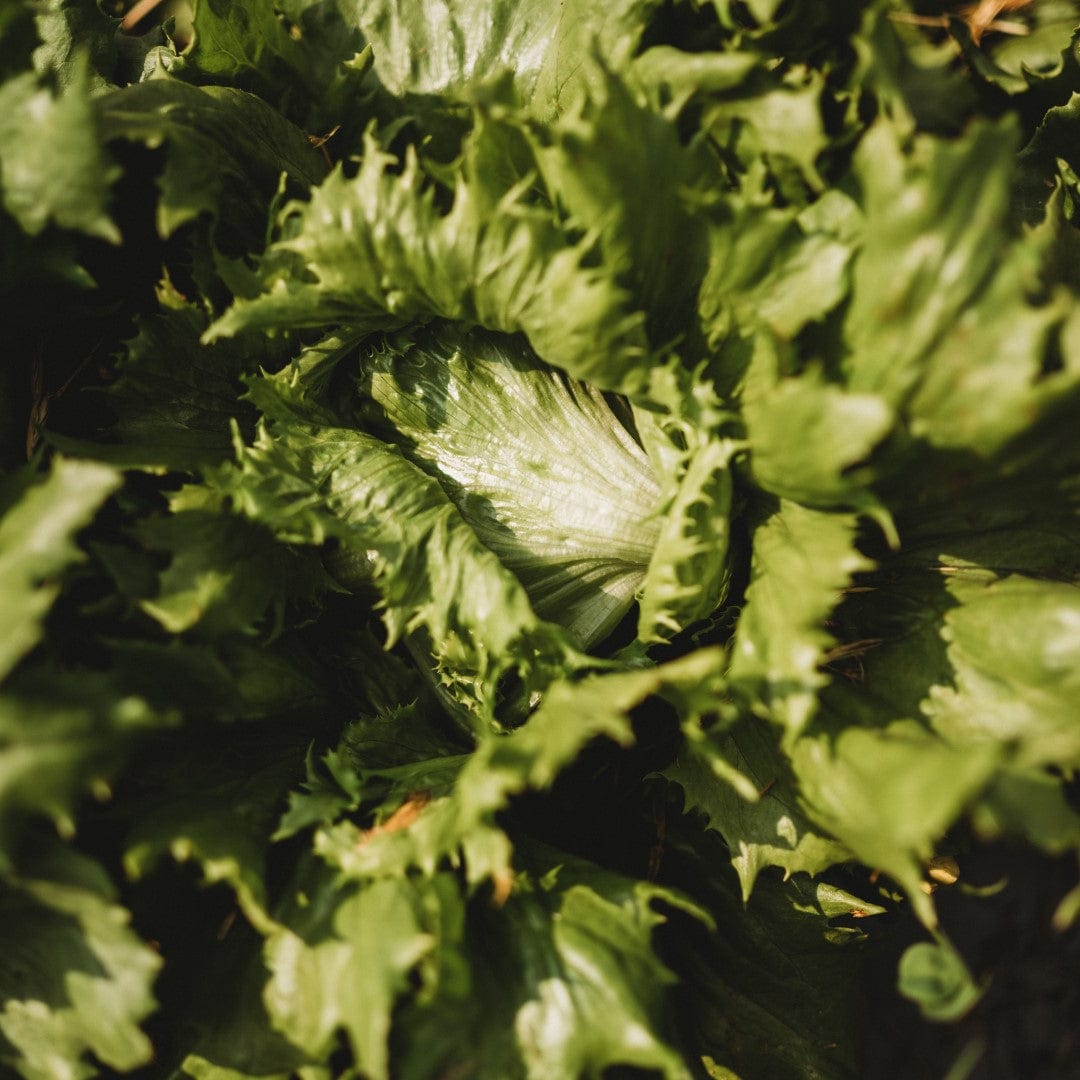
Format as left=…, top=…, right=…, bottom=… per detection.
left=960, top=0, right=1034, bottom=45
left=357, top=790, right=432, bottom=845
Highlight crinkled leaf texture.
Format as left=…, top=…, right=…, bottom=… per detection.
left=262, top=846, right=700, bottom=1080
left=356, top=327, right=662, bottom=648
left=208, top=60, right=717, bottom=397
left=215, top=372, right=586, bottom=727
left=0, top=457, right=120, bottom=680
left=0, top=55, right=119, bottom=241
left=0, top=841, right=160, bottom=1080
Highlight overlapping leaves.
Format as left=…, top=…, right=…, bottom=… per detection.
left=3, top=1, right=1080, bottom=1079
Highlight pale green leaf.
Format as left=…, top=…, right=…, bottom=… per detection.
left=637, top=431, right=736, bottom=645
left=744, top=364, right=894, bottom=509
left=0, top=57, right=119, bottom=241
left=0, top=843, right=160, bottom=1080
left=208, top=124, right=652, bottom=394
left=728, top=499, right=873, bottom=740
left=0, top=458, right=120, bottom=681
left=358, top=327, right=661, bottom=648
left=792, top=721, right=1002, bottom=927
left=218, top=398, right=583, bottom=726
left=358, top=0, right=659, bottom=113
left=924, top=575, right=1080, bottom=769
left=264, top=863, right=435, bottom=1079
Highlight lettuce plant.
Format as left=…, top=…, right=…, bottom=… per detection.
left=2, top=1, right=1080, bottom=1078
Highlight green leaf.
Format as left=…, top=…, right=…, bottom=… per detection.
left=704, top=67, right=829, bottom=189
left=273, top=742, right=364, bottom=841
left=658, top=825, right=873, bottom=1080
left=224, top=407, right=584, bottom=726
left=0, top=668, right=163, bottom=865
left=844, top=117, right=1025, bottom=410
left=897, top=940, right=984, bottom=1023
left=96, top=78, right=326, bottom=246
left=971, top=767, right=1080, bottom=855
left=123, top=725, right=308, bottom=924
left=838, top=119, right=1080, bottom=477
left=69, top=302, right=291, bottom=471
left=31, top=0, right=119, bottom=89
left=138, top=506, right=330, bottom=637
left=209, top=122, right=651, bottom=395
left=358, top=0, right=660, bottom=112
left=638, top=435, right=736, bottom=643
left=0, top=56, right=119, bottom=241
left=0, top=841, right=160, bottom=1080
left=317, top=650, right=727, bottom=887
left=264, top=861, right=435, bottom=1079
left=792, top=720, right=1002, bottom=927
left=696, top=192, right=852, bottom=382
left=394, top=843, right=699, bottom=1080
left=728, top=499, right=874, bottom=740
left=528, top=58, right=711, bottom=345
left=0, top=457, right=120, bottom=681
left=665, top=716, right=851, bottom=899
left=744, top=365, right=894, bottom=509
left=358, top=327, right=661, bottom=648
left=924, top=575, right=1080, bottom=769
left=176, top=934, right=313, bottom=1080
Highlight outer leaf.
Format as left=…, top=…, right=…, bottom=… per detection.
left=0, top=457, right=120, bottom=680
left=972, top=767, right=1080, bottom=855
left=55, top=302, right=293, bottom=471
left=96, top=79, right=326, bottom=245
left=263, top=861, right=435, bottom=1079
left=840, top=120, right=1080, bottom=482
left=394, top=843, right=700, bottom=1080
left=138, top=507, right=330, bottom=636
left=0, top=669, right=162, bottom=866
left=897, top=941, right=985, bottom=1023
left=173, top=0, right=371, bottom=134
left=529, top=58, right=711, bottom=345
left=0, top=842, right=160, bottom=1080
left=208, top=126, right=651, bottom=394
left=664, top=716, right=851, bottom=899
left=0, top=58, right=119, bottom=241
left=637, top=436, right=736, bottom=643
left=182, top=0, right=333, bottom=99
left=217, top=391, right=584, bottom=726
left=698, top=193, right=853, bottom=357
left=505, top=866, right=693, bottom=1078
left=844, top=117, right=1025, bottom=410
left=123, top=725, right=309, bottom=925
left=318, top=650, right=728, bottom=886
left=743, top=365, right=893, bottom=509
left=703, top=68, right=829, bottom=189
left=792, top=720, right=1002, bottom=927
left=728, top=499, right=873, bottom=741
left=358, top=0, right=660, bottom=112
left=924, top=575, right=1080, bottom=769
left=31, top=0, right=119, bottom=89
left=659, top=824, right=876, bottom=1080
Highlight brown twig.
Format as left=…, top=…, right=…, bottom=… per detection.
left=121, top=0, right=168, bottom=33
left=889, top=0, right=1034, bottom=44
